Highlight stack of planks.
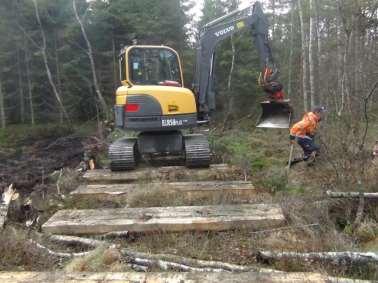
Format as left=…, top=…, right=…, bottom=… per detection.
left=43, top=164, right=285, bottom=235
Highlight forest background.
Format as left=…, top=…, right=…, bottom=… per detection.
left=0, top=0, right=376, bottom=129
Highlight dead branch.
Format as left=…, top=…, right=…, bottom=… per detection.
left=48, top=235, right=106, bottom=249
left=257, top=251, right=378, bottom=266
left=47, top=235, right=277, bottom=273
left=249, top=223, right=320, bottom=235
left=98, top=230, right=129, bottom=240
left=121, top=249, right=277, bottom=273
left=27, top=239, right=91, bottom=259
left=326, top=191, right=378, bottom=199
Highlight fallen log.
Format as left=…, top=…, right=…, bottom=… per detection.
left=42, top=203, right=285, bottom=235
left=46, top=235, right=266, bottom=273
left=0, top=184, right=19, bottom=229
left=48, top=235, right=105, bottom=249
left=27, top=239, right=91, bottom=259
left=257, top=250, right=378, bottom=266
left=326, top=190, right=378, bottom=199
left=83, top=164, right=240, bottom=183
left=0, top=271, right=370, bottom=283
left=121, top=249, right=271, bottom=273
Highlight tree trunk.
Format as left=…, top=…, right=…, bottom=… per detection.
left=0, top=78, right=6, bottom=129
left=54, top=30, right=64, bottom=124
left=17, top=47, right=25, bottom=124
left=308, top=0, right=317, bottom=109
left=287, top=0, right=295, bottom=99
left=222, top=35, right=236, bottom=130
left=298, top=0, right=309, bottom=112
left=25, top=45, right=35, bottom=126
left=31, top=0, right=69, bottom=122
left=72, top=0, right=109, bottom=121
left=271, top=0, right=276, bottom=39
left=257, top=250, right=378, bottom=266
left=315, top=0, right=323, bottom=104
left=112, top=33, right=118, bottom=91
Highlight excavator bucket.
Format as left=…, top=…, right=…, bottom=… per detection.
left=257, top=100, right=292, bottom=129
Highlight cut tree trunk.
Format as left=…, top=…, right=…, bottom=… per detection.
left=42, top=203, right=285, bottom=235
left=257, top=250, right=378, bottom=266
left=326, top=191, right=378, bottom=199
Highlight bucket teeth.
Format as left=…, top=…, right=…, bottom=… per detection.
left=108, top=138, right=138, bottom=171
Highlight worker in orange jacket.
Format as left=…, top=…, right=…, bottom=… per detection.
left=289, top=106, right=326, bottom=162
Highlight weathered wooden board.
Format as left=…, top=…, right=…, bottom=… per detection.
left=70, top=181, right=258, bottom=203
left=0, top=272, right=368, bottom=283
left=42, top=204, right=285, bottom=235
left=83, top=164, right=239, bottom=183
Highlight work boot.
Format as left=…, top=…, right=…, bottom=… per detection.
left=287, top=157, right=304, bottom=167
left=306, top=152, right=317, bottom=166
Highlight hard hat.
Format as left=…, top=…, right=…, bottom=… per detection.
left=313, top=106, right=326, bottom=113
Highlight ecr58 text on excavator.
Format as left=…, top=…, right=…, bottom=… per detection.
left=109, top=1, right=292, bottom=171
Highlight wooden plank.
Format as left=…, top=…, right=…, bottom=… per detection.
left=42, top=204, right=285, bottom=235
left=0, top=272, right=369, bottom=283
left=70, top=181, right=258, bottom=203
left=83, top=164, right=239, bottom=183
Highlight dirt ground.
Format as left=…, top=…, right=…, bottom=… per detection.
left=0, top=125, right=377, bottom=280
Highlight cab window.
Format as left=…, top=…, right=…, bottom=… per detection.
left=128, top=48, right=182, bottom=86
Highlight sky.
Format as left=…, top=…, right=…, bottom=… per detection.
left=188, top=0, right=255, bottom=23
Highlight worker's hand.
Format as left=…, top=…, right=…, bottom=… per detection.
left=290, top=140, right=295, bottom=145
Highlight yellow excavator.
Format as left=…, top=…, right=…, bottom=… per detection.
left=109, top=2, right=292, bottom=171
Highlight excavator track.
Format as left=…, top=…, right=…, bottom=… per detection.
left=108, top=138, right=138, bottom=171
left=184, top=134, right=210, bottom=168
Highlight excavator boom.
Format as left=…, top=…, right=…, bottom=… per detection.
left=193, top=1, right=292, bottom=128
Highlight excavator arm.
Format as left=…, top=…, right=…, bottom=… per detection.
left=193, top=1, right=291, bottom=128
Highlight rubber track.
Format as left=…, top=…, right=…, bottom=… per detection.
left=108, top=138, right=137, bottom=171
left=184, top=134, right=210, bottom=168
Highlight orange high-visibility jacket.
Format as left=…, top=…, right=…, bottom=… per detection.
left=290, top=112, right=320, bottom=138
